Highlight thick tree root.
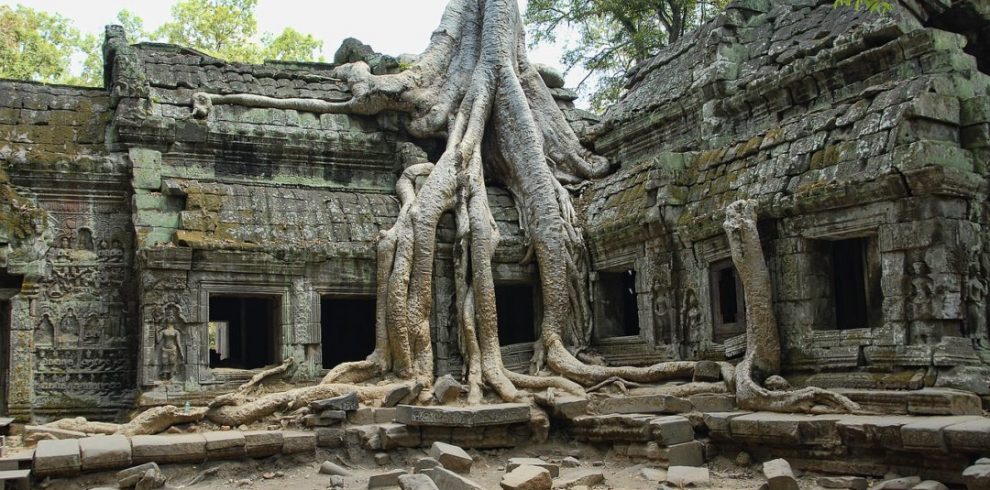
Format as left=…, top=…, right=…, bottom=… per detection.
left=723, top=200, right=858, bottom=414
left=238, top=357, right=296, bottom=393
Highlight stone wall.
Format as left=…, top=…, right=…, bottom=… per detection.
left=583, top=0, right=990, bottom=387
left=0, top=80, right=135, bottom=420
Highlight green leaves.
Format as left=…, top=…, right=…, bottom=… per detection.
left=0, top=5, right=87, bottom=84
left=0, top=0, right=324, bottom=87
left=833, top=0, right=893, bottom=14
left=525, top=0, right=727, bottom=112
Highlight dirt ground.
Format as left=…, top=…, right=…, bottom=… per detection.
left=31, top=438, right=869, bottom=490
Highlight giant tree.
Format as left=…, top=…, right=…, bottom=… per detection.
left=187, top=0, right=859, bottom=428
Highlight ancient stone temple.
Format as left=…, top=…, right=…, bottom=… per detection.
left=0, top=0, right=989, bottom=485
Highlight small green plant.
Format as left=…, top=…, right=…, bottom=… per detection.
left=834, top=0, right=893, bottom=14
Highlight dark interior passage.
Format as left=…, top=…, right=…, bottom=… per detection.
left=208, top=295, right=278, bottom=369
left=830, top=237, right=882, bottom=329
left=596, top=270, right=640, bottom=339
left=321, top=296, right=376, bottom=369
left=495, top=284, right=537, bottom=345
left=710, top=259, right=745, bottom=343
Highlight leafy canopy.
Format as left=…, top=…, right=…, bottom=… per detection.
left=0, top=0, right=324, bottom=87
left=0, top=5, right=86, bottom=84
left=525, top=0, right=729, bottom=112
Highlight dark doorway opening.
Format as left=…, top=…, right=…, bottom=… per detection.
left=321, top=296, right=376, bottom=369
left=596, top=270, right=640, bottom=339
left=830, top=237, right=882, bottom=329
left=710, top=259, right=746, bottom=343
left=0, top=300, right=8, bottom=415
left=495, top=284, right=537, bottom=345
left=208, top=295, right=278, bottom=369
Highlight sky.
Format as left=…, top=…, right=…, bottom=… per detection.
left=1, top=0, right=591, bottom=107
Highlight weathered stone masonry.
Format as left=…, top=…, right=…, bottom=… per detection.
left=0, top=0, right=988, bottom=422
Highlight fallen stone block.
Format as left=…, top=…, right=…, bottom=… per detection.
left=397, top=403, right=531, bottom=427
left=131, top=434, right=206, bottom=464
left=304, top=410, right=346, bottom=427
left=426, top=467, right=484, bottom=490
left=872, top=476, right=922, bottom=489
left=507, top=457, right=559, bottom=477
left=319, top=461, right=352, bottom=476
left=414, top=456, right=441, bottom=473
left=963, top=462, right=990, bottom=490
left=428, top=441, right=472, bottom=473
left=117, top=462, right=161, bottom=488
left=281, top=431, right=316, bottom=454
left=817, top=475, right=868, bottom=490
left=501, top=465, right=551, bottom=490
left=380, top=423, right=421, bottom=449
left=693, top=361, right=722, bottom=382
left=659, top=440, right=704, bottom=467
left=549, top=396, right=589, bottom=419
left=553, top=469, right=605, bottom=489
left=561, top=456, right=579, bottom=468
left=400, top=473, right=440, bottom=490
left=79, top=435, right=132, bottom=471
left=385, top=383, right=422, bottom=407
left=433, top=375, right=464, bottom=404
left=912, top=480, right=948, bottom=490
left=309, top=392, right=359, bottom=412
left=763, top=458, right=798, bottom=490
left=242, top=431, right=283, bottom=458
left=369, top=469, right=408, bottom=488
left=202, top=431, right=245, bottom=460
left=33, top=438, right=81, bottom=477
left=650, top=416, right=695, bottom=446
left=0, top=469, right=30, bottom=490
left=641, top=467, right=667, bottom=482
left=666, top=466, right=710, bottom=488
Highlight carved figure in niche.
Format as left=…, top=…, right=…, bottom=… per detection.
left=680, top=289, right=701, bottom=347
left=652, top=286, right=672, bottom=344
left=82, top=314, right=103, bottom=345
left=157, top=304, right=186, bottom=381
left=910, top=260, right=933, bottom=316
left=35, top=314, right=54, bottom=346
left=76, top=228, right=94, bottom=251
left=109, top=239, right=124, bottom=263
left=97, top=240, right=110, bottom=262
left=965, top=247, right=989, bottom=343
left=55, top=236, right=72, bottom=260
left=58, top=307, right=80, bottom=347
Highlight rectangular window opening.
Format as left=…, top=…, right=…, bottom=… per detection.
left=495, top=284, right=537, bottom=346
left=830, top=237, right=882, bottom=329
left=711, top=259, right=746, bottom=343
left=321, top=296, right=377, bottom=369
left=208, top=295, right=278, bottom=370
left=595, top=270, right=640, bottom=339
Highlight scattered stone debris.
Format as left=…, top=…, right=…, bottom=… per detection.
left=507, top=457, right=560, bottom=477
left=763, top=458, right=798, bottom=490
left=399, top=473, right=441, bottom=490
left=318, top=460, right=352, bottom=476
left=873, top=476, right=923, bottom=489
left=666, top=466, right=710, bottom=488
left=428, top=441, right=473, bottom=473
left=818, top=476, right=868, bottom=490
left=368, top=468, right=408, bottom=488
left=501, top=464, right=552, bottom=490
left=964, top=458, right=990, bottom=490
left=553, top=469, right=605, bottom=489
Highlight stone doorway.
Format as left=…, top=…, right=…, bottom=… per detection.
left=208, top=295, right=280, bottom=370
left=320, top=296, right=376, bottom=369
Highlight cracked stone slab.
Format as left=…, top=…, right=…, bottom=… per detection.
left=396, top=403, right=530, bottom=427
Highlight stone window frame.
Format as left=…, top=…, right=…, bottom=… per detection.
left=590, top=245, right=654, bottom=347
left=709, top=257, right=747, bottom=343
left=196, top=281, right=291, bottom=383
left=694, top=234, right=743, bottom=348
left=315, top=284, right=377, bottom=374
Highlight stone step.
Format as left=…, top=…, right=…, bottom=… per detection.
left=834, top=388, right=983, bottom=415
left=0, top=469, right=30, bottom=490
left=395, top=403, right=530, bottom=427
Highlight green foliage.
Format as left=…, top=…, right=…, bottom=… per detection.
left=526, top=0, right=729, bottom=112
left=260, top=27, right=324, bottom=62
left=154, top=0, right=322, bottom=63
left=0, top=0, right=323, bottom=87
left=833, top=0, right=893, bottom=14
left=0, top=5, right=86, bottom=84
